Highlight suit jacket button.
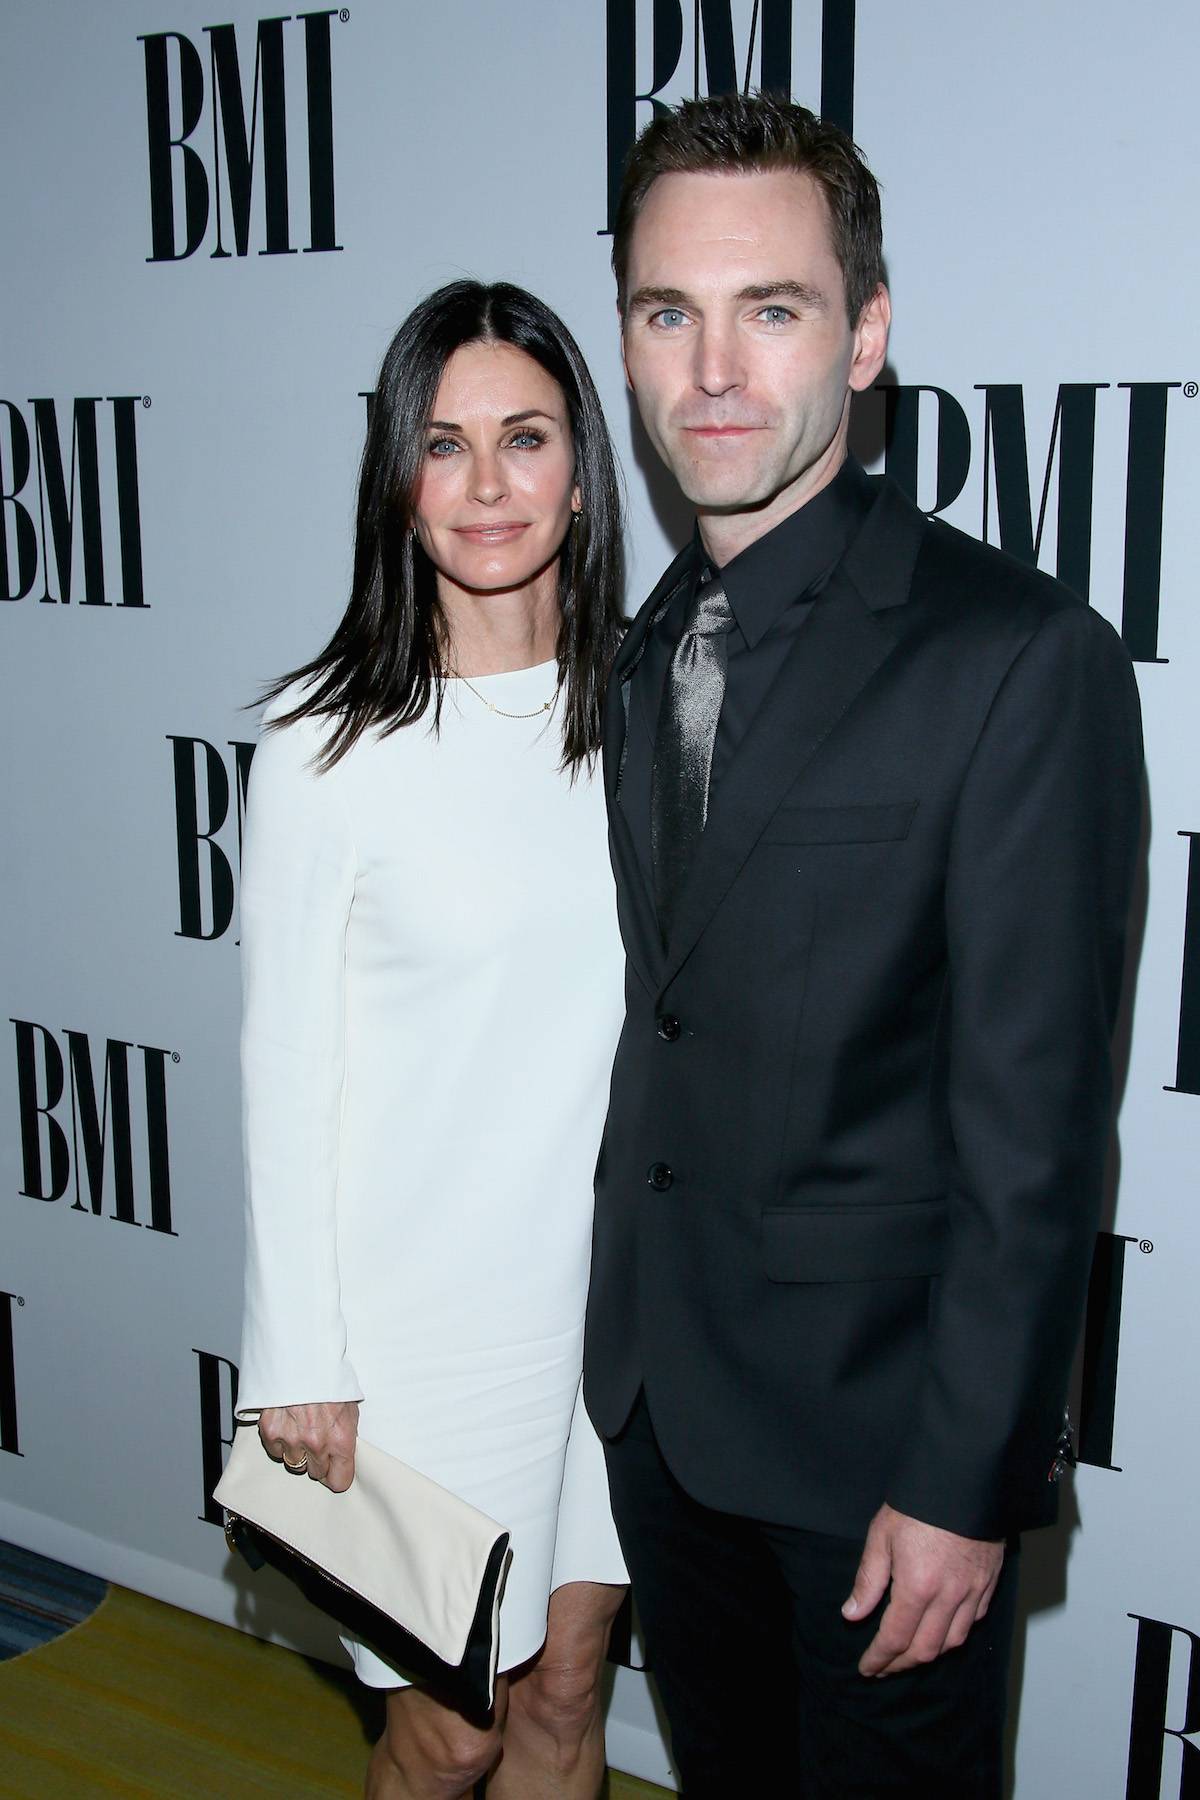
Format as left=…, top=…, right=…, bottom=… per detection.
left=647, top=1162, right=673, bottom=1191
left=656, top=1014, right=681, bottom=1041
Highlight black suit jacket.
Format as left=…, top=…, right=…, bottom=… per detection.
left=583, top=474, right=1143, bottom=1542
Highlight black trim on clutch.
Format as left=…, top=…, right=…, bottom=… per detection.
left=225, top=1515, right=510, bottom=1727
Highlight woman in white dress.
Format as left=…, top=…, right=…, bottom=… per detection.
left=236, top=281, right=629, bottom=1799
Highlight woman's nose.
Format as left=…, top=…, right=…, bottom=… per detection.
left=470, top=451, right=509, bottom=505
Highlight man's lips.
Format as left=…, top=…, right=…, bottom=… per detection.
left=682, top=425, right=761, bottom=437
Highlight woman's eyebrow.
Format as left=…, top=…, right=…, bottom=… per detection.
left=426, top=409, right=557, bottom=430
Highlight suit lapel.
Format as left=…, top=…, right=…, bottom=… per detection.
left=604, top=548, right=694, bottom=993
left=657, top=479, right=926, bottom=995
left=603, top=546, right=692, bottom=807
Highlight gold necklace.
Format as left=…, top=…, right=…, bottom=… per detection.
left=449, top=669, right=558, bottom=720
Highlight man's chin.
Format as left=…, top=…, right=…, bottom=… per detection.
left=663, top=443, right=788, bottom=511
left=675, top=445, right=844, bottom=517
left=678, top=474, right=783, bottom=514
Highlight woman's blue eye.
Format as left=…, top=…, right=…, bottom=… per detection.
left=509, top=430, right=546, bottom=449
left=427, top=437, right=459, bottom=457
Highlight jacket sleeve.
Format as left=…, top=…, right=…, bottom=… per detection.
left=885, top=603, right=1143, bottom=1538
left=234, top=706, right=363, bottom=1418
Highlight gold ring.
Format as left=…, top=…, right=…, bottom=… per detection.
left=283, top=1455, right=309, bottom=1474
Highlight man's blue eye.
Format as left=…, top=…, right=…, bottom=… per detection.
left=654, top=309, right=687, bottom=329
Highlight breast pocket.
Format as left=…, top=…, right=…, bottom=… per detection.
left=760, top=801, right=918, bottom=846
left=762, top=1196, right=948, bottom=1283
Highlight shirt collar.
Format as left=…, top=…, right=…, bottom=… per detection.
left=691, top=456, right=877, bottom=648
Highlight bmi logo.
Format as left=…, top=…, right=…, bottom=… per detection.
left=603, top=0, right=856, bottom=234
left=12, top=1022, right=177, bottom=1236
left=0, top=1292, right=21, bottom=1458
left=195, top=1349, right=238, bottom=1525
left=140, top=11, right=344, bottom=262
left=1126, top=1614, right=1200, bottom=1796
left=1167, top=831, right=1200, bottom=1098
left=170, top=737, right=256, bottom=941
left=1075, top=1230, right=1151, bottom=1474
left=0, top=396, right=146, bottom=606
left=879, top=381, right=1185, bottom=663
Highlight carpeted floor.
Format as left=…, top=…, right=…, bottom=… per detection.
left=0, top=1540, right=108, bottom=1662
left=0, top=1548, right=669, bottom=1798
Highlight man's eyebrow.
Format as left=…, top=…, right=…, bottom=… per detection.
left=624, top=280, right=828, bottom=314
left=736, top=280, right=827, bottom=310
left=625, top=285, right=690, bottom=314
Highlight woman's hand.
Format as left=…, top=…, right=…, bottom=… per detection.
left=258, top=1401, right=359, bottom=1492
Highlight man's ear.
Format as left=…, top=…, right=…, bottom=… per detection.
left=848, top=284, right=891, bottom=394
left=618, top=300, right=634, bottom=392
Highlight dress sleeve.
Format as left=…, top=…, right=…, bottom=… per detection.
left=234, top=705, right=363, bottom=1418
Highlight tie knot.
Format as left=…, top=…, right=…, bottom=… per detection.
left=688, top=576, right=733, bottom=637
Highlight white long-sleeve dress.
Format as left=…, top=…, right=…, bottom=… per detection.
left=235, top=661, right=628, bottom=1686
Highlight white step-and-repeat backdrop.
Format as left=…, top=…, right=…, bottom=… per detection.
left=3, top=2, right=1198, bottom=1791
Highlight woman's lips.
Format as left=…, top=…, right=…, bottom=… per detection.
left=451, top=523, right=530, bottom=542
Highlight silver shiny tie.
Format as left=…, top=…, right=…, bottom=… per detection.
left=650, top=575, right=734, bottom=942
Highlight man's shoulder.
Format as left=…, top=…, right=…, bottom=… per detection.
left=914, top=502, right=1083, bottom=634
left=851, top=480, right=1135, bottom=707
left=864, top=497, right=1119, bottom=676
left=891, top=501, right=1135, bottom=714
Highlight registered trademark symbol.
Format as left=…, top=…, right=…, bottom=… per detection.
left=171, top=1051, right=181, bottom=1063
left=1139, top=1239, right=1154, bottom=1254
left=142, top=395, right=152, bottom=408
left=1183, top=383, right=1198, bottom=400
left=339, top=7, right=349, bottom=18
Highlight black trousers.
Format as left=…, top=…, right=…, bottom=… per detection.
left=603, top=1391, right=1018, bottom=1799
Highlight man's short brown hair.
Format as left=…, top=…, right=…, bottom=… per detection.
left=612, top=91, right=883, bottom=326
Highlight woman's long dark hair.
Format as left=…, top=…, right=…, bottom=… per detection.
left=263, top=280, right=625, bottom=771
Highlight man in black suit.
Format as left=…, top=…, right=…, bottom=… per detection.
left=583, top=92, right=1143, bottom=1796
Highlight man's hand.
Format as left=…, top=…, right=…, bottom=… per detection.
left=258, top=1400, right=359, bottom=1492
left=842, top=1502, right=1003, bottom=1677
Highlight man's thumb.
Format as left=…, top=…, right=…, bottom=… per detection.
left=842, top=1530, right=891, bottom=1620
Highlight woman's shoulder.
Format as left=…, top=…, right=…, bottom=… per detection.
left=245, top=683, right=352, bottom=805
left=252, top=682, right=425, bottom=815
left=260, top=676, right=323, bottom=732
left=253, top=679, right=448, bottom=818
left=257, top=679, right=349, bottom=759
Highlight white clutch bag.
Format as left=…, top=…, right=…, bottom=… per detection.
left=213, top=1425, right=512, bottom=1720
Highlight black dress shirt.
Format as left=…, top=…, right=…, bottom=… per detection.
left=621, top=457, right=878, bottom=882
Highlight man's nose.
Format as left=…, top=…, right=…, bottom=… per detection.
left=693, top=322, right=746, bottom=399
